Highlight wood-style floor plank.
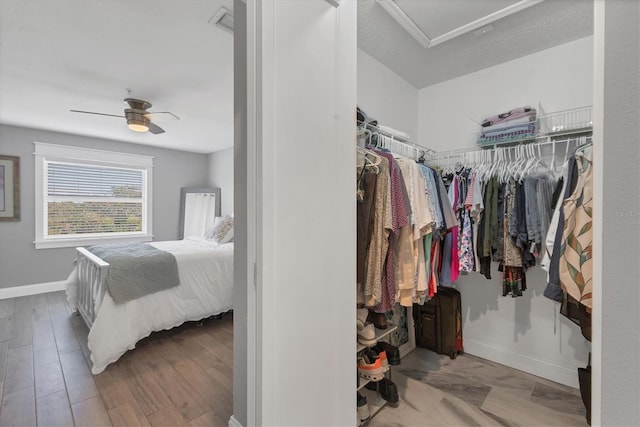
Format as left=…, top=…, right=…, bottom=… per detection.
left=94, top=363, right=136, bottom=410
left=71, top=396, right=113, bottom=427
left=3, top=345, right=33, bottom=395
left=141, top=352, right=207, bottom=422
left=153, top=333, right=222, bottom=372
left=48, top=296, right=81, bottom=355
left=34, top=347, right=66, bottom=398
left=146, top=406, right=187, bottom=427
left=0, top=299, right=14, bottom=344
left=171, top=358, right=232, bottom=417
left=69, top=312, right=92, bottom=366
left=31, top=294, right=56, bottom=352
left=0, top=319, right=11, bottom=345
left=205, top=361, right=233, bottom=393
left=9, top=296, right=33, bottom=349
left=59, top=349, right=100, bottom=404
left=119, top=348, right=174, bottom=416
left=0, top=341, right=9, bottom=386
left=189, top=328, right=233, bottom=368
left=36, top=389, right=74, bottom=427
left=107, top=400, right=151, bottom=427
left=0, top=299, right=14, bottom=319
left=0, top=387, right=36, bottom=427
left=188, top=409, right=229, bottom=427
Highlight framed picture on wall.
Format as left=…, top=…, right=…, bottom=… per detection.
left=0, top=155, right=20, bottom=222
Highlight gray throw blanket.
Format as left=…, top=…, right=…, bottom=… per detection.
left=88, top=242, right=180, bottom=304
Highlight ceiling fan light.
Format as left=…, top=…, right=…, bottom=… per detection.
left=127, top=119, right=149, bottom=132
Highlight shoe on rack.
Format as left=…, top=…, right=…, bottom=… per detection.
left=357, top=392, right=370, bottom=423
left=367, top=310, right=388, bottom=330
left=364, top=348, right=388, bottom=370
left=357, top=323, right=377, bottom=347
left=357, top=352, right=386, bottom=382
left=373, top=341, right=401, bottom=366
left=365, top=378, right=399, bottom=406
left=357, top=308, right=369, bottom=332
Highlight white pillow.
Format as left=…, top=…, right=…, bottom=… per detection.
left=206, top=214, right=234, bottom=243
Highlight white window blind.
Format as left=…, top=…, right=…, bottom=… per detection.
left=34, top=142, right=153, bottom=249
left=46, top=162, right=144, bottom=236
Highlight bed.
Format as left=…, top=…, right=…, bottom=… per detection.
left=66, top=238, right=234, bottom=374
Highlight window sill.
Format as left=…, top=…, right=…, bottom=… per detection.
left=34, top=234, right=153, bottom=249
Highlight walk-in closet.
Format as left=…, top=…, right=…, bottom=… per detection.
left=354, top=1, right=594, bottom=425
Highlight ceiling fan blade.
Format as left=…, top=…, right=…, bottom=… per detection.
left=70, top=110, right=125, bottom=118
left=144, top=111, right=180, bottom=121
left=148, top=122, right=165, bottom=135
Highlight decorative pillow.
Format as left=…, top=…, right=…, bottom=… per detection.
left=206, top=214, right=234, bottom=243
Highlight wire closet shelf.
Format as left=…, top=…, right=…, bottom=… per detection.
left=358, top=120, right=435, bottom=161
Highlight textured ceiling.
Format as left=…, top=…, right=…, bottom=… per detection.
left=0, top=0, right=233, bottom=154
left=394, top=0, right=519, bottom=40
left=358, top=0, right=594, bottom=89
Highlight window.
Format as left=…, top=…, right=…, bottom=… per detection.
left=34, top=142, right=153, bottom=249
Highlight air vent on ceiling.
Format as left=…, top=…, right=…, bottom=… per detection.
left=209, top=7, right=234, bottom=33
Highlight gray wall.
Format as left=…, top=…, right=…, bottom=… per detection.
left=0, top=124, right=210, bottom=288
left=208, top=147, right=234, bottom=216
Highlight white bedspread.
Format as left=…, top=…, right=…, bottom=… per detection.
left=67, top=239, right=234, bottom=374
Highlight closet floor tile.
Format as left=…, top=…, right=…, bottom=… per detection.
left=374, top=348, right=589, bottom=427
left=530, top=382, right=587, bottom=416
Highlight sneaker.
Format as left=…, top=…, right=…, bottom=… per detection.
left=373, top=342, right=400, bottom=366
left=357, top=392, right=369, bottom=422
left=357, top=323, right=377, bottom=347
left=364, top=348, right=388, bottom=370
left=365, top=378, right=399, bottom=406
left=356, top=308, right=369, bottom=332
left=357, top=353, right=386, bottom=382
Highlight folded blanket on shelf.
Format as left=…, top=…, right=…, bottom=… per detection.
left=478, top=122, right=537, bottom=144
left=482, top=107, right=536, bottom=127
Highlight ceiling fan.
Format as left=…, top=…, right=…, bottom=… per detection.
left=71, top=98, right=179, bottom=134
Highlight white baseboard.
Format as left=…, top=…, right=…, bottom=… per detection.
left=228, top=415, right=243, bottom=427
left=463, top=338, right=579, bottom=389
left=0, top=280, right=67, bottom=300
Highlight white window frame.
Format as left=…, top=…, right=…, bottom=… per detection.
left=34, top=142, right=154, bottom=249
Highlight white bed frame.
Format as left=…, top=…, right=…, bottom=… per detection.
left=75, top=247, right=109, bottom=329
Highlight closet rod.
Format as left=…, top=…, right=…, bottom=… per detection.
left=427, top=135, right=592, bottom=159
left=357, top=120, right=435, bottom=154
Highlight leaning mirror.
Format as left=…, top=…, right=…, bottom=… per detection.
left=178, top=187, right=221, bottom=240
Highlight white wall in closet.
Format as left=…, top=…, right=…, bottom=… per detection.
left=418, top=36, right=594, bottom=152
left=357, top=49, right=420, bottom=140
left=416, top=36, right=594, bottom=388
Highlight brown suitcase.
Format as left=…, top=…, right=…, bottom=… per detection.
left=414, top=286, right=463, bottom=359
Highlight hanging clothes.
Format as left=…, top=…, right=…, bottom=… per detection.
left=477, top=177, right=499, bottom=279
left=371, top=150, right=410, bottom=312
left=361, top=156, right=392, bottom=308
left=559, top=145, right=593, bottom=309
left=356, top=169, right=378, bottom=291
left=544, top=156, right=578, bottom=302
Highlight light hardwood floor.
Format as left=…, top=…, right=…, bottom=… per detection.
left=0, top=292, right=233, bottom=427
